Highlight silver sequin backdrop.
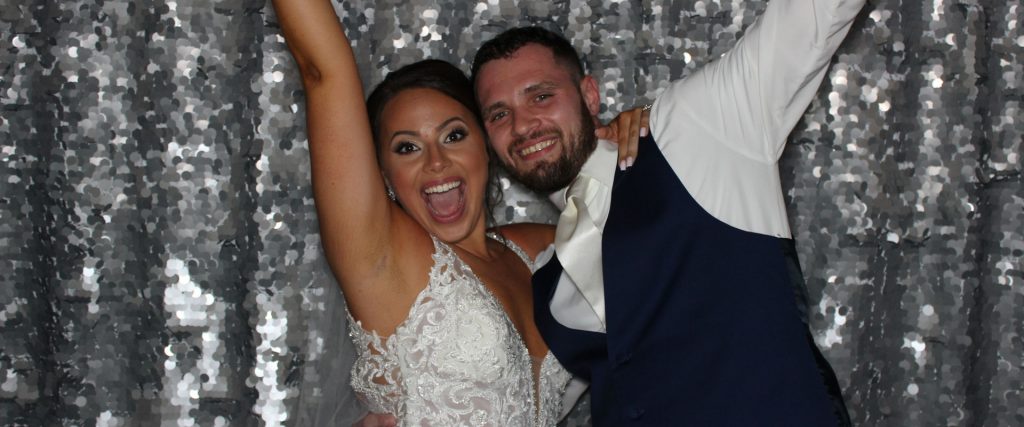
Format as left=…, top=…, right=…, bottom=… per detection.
left=1, top=0, right=1022, bottom=426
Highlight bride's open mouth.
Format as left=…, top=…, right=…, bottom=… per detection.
left=422, top=178, right=466, bottom=223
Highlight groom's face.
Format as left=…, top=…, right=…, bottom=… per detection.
left=475, top=43, right=600, bottom=193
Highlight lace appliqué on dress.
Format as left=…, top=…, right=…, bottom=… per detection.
left=347, top=235, right=571, bottom=426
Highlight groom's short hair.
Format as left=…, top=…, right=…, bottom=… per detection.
left=471, top=26, right=586, bottom=85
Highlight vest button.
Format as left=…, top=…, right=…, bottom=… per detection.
left=627, top=406, right=645, bottom=420
left=615, top=352, right=633, bottom=366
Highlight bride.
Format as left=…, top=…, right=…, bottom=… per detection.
left=272, top=0, right=647, bottom=425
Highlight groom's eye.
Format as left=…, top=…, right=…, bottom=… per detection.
left=490, top=111, right=508, bottom=123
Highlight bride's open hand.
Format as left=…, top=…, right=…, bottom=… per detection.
left=595, top=105, right=651, bottom=170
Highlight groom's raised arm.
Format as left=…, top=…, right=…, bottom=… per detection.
left=650, top=0, right=867, bottom=162
left=644, top=0, right=866, bottom=238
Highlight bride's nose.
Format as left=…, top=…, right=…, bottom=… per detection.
left=425, top=145, right=452, bottom=172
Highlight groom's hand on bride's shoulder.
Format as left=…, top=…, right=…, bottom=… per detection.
left=352, top=413, right=397, bottom=427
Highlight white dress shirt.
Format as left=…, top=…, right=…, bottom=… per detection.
left=537, top=142, right=620, bottom=331
left=542, top=0, right=866, bottom=333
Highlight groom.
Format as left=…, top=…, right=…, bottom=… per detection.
left=471, top=0, right=866, bottom=425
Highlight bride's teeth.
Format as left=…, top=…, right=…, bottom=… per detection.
left=520, top=139, right=555, bottom=156
left=424, top=181, right=462, bottom=194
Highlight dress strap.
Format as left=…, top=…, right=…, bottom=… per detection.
left=488, top=232, right=535, bottom=272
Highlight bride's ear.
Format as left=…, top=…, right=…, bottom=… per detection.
left=380, top=172, right=397, bottom=202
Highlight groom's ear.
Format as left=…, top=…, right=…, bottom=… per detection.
left=579, top=75, right=601, bottom=118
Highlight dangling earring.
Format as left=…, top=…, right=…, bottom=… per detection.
left=386, top=186, right=397, bottom=201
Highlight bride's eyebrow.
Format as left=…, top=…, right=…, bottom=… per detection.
left=435, top=117, right=464, bottom=131
left=388, top=129, right=420, bottom=142
left=388, top=117, right=465, bottom=142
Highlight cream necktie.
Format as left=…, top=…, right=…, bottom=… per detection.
left=553, top=174, right=608, bottom=327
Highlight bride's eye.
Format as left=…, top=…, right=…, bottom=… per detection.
left=394, top=141, right=419, bottom=154
left=445, top=128, right=467, bottom=144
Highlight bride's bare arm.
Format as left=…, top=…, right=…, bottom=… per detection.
left=273, top=0, right=402, bottom=286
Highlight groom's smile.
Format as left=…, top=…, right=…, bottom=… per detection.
left=512, top=130, right=563, bottom=165
left=516, top=136, right=557, bottom=160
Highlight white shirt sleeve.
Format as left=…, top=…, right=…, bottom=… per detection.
left=649, top=0, right=865, bottom=238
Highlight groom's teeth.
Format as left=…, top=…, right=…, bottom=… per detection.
left=424, top=181, right=462, bottom=194
left=520, top=139, right=555, bottom=156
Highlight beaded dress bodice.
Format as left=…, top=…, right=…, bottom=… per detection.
left=347, top=234, right=571, bottom=426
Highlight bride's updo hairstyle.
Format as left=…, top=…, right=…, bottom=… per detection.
left=366, top=60, right=484, bottom=150
left=364, top=59, right=503, bottom=227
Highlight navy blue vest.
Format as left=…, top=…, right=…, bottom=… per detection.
left=534, top=136, right=844, bottom=426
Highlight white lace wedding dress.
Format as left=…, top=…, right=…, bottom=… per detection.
left=347, top=234, right=572, bottom=426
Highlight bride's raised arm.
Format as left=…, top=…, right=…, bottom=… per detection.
left=273, top=0, right=401, bottom=288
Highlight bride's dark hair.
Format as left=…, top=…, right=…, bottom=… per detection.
left=366, top=60, right=482, bottom=145
left=365, top=59, right=504, bottom=229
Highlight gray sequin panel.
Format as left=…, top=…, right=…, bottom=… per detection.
left=1, top=1, right=1021, bottom=426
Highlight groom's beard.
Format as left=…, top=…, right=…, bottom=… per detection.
left=504, top=101, right=597, bottom=194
